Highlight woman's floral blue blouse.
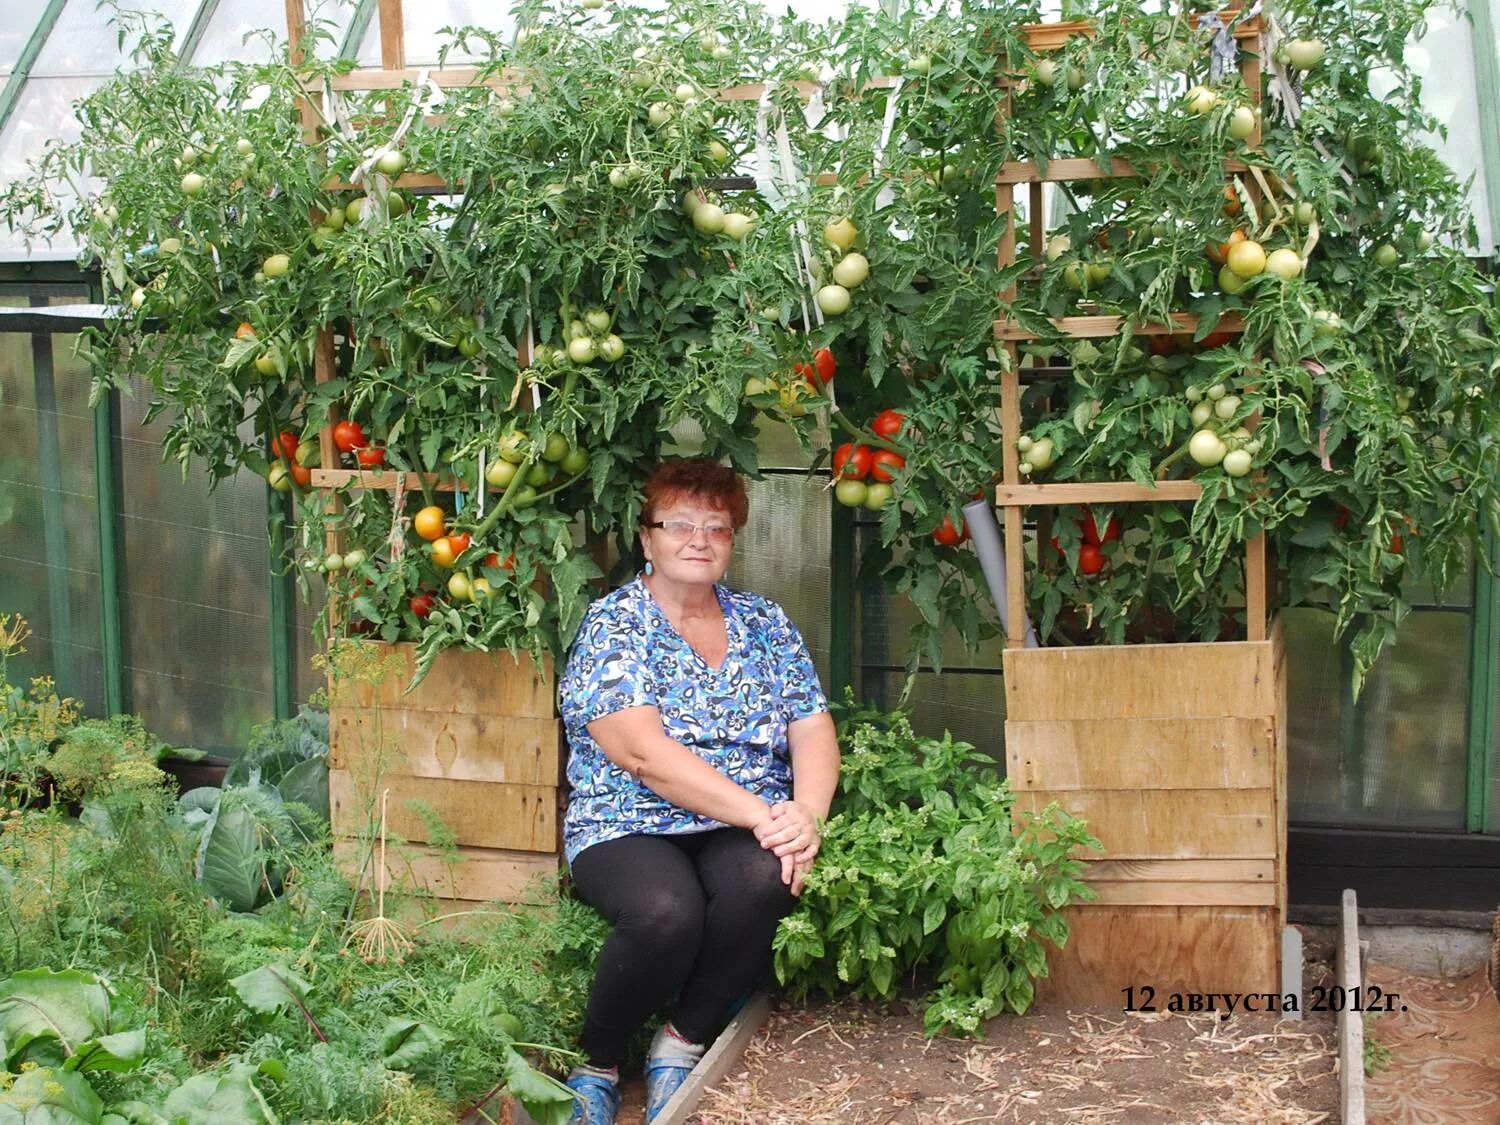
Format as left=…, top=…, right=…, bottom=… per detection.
left=558, top=575, right=828, bottom=865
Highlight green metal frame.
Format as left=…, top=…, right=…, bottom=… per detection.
left=339, top=0, right=380, bottom=61
left=0, top=0, right=68, bottom=140
left=1468, top=0, right=1500, bottom=252
left=85, top=274, right=128, bottom=716
left=268, top=495, right=295, bottom=720
left=177, top=0, right=224, bottom=63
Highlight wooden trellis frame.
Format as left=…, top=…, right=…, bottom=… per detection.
left=992, top=7, right=1269, bottom=649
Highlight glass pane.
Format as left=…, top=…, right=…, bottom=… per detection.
left=1286, top=607, right=1469, bottom=831
left=0, top=76, right=105, bottom=260
left=0, top=0, right=54, bottom=76
left=357, top=0, right=514, bottom=67
left=117, top=370, right=274, bottom=756
left=0, top=293, right=108, bottom=719
left=31, top=0, right=198, bottom=75
left=1372, top=10, right=1494, bottom=254
left=191, top=0, right=359, bottom=65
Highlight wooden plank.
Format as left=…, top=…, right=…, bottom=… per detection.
left=1027, top=181, right=1044, bottom=265
left=1002, top=638, right=1276, bottom=720
left=1273, top=619, right=1289, bottom=919
left=1006, top=717, right=1275, bottom=790
left=1338, top=889, right=1367, bottom=1125
left=995, top=311, right=1246, bottom=341
left=326, top=641, right=557, bottom=716
left=1013, top=788, right=1277, bottom=859
left=333, top=837, right=560, bottom=904
left=329, top=770, right=559, bottom=852
left=377, top=0, right=404, bottom=69
left=996, top=182, right=1016, bottom=301
left=653, top=993, right=774, bottom=1125
left=1085, top=879, right=1276, bottom=907
left=1087, top=858, right=1276, bottom=883
left=1033, top=905, right=1279, bottom=1007
left=994, top=480, right=1204, bottom=506
left=311, top=468, right=464, bottom=491
left=330, top=709, right=563, bottom=787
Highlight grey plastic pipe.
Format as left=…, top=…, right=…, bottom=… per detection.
left=962, top=496, right=1040, bottom=649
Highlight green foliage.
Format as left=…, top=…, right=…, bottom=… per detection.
left=774, top=709, right=1100, bottom=1036
left=0, top=615, right=82, bottom=809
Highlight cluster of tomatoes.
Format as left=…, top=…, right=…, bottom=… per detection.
left=743, top=345, right=835, bottom=419
left=411, top=504, right=515, bottom=608
left=1051, top=507, right=1122, bottom=577
left=265, top=429, right=315, bottom=493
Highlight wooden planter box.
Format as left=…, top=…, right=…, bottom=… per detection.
left=328, top=643, right=565, bottom=912
left=1003, top=619, right=1287, bottom=1007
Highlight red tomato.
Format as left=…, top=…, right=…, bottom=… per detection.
left=832, top=442, right=873, bottom=480
left=333, top=419, right=368, bottom=452
left=1334, top=505, right=1352, bottom=531
left=290, top=462, right=312, bottom=488
left=871, top=409, right=906, bottom=439
left=355, top=446, right=386, bottom=468
left=270, top=429, right=299, bottom=460
left=446, top=532, right=472, bottom=555
left=1200, top=329, right=1237, bottom=350
left=1078, top=543, right=1106, bottom=575
left=1146, top=335, right=1176, bottom=356
left=1079, top=508, right=1121, bottom=546
left=410, top=593, right=435, bottom=618
left=483, top=552, right=517, bottom=571
left=932, top=515, right=968, bottom=547
left=812, top=346, right=836, bottom=386
left=869, top=449, right=906, bottom=483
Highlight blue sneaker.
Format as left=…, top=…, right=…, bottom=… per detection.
left=644, top=1026, right=705, bottom=1123
left=565, top=1070, right=620, bottom=1125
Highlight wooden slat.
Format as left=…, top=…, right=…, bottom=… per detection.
left=1014, top=788, right=1277, bottom=859
left=994, top=311, right=1246, bottom=341
left=1245, top=531, right=1267, bottom=641
left=323, top=172, right=453, bottom=192
left=326, top=641, right=556, bottom=716
left=326, top=71, right=897, bottom=100
left=1021, top=19, right=1097, bottom=51
left=1006, top=717, right=1275, bottom=790
left=1033, top=906, right=1279, bottom=1007
left=654, top=993, right=774, bottom=1125
left=377, top=0, right=404, bottom=69
left=995, top=156, right=1249, bottom=185
left=310, top=468, right=464, bottom=491
left=1273, top=619, right=1289, bottom=918
left=330, top=770, right=558, bottom=852
left=1003, top=637, right=1276, bottom=720
left=333, top=838, right=560, bottom=904
left=330, top=710, right=563, bottom=787
left=1338, top=889, right=1367, bottom=1124
left=995, top=480, right=1204, bottom=506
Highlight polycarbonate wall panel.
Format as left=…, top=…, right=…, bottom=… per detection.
left=292, top=570, right=327, bottom=705
left=0, top=291, right=107, bottom=717
left=117, top=372, right=274, bottom=755
left=1285, top=607, right=1469, bottom=831
left=0, top=0, right=54, bottom=76
left=726, top=472, right=832, bottom=687
left=862, top=670, right=1006, bottom=768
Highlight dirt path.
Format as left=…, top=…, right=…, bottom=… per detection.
left=688, top=994, right=1338, bottom=1124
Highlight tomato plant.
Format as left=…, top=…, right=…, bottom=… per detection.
left=3, top=0, right=1493, bottom=692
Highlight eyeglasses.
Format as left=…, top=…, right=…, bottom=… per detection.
left=645, top=520, right=735, bottom=544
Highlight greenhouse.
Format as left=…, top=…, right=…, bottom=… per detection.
left=2, top=0, right=1499, bottom=1121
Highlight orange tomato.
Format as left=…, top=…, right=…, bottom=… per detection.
left=413, top=505, right=446, bottom=542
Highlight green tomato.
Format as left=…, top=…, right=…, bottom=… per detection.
left=486, top=458, right=519, bottom=488
left=560, top=447, right=590, bottom=476
left=526, top=462, right=552, bottom=486
left=541, top=433, right=571, bottom=462
left=862, top=482, right=894, bottom=510
left=834, top=479, right=868, bottom=507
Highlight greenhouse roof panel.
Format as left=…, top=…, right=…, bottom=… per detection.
left=355, top=0, right=514, bottom=67
left=0, top=0, right=57, bottom=77
left=0, top=75, right=101, bottom=260
left=31, top=0, right=198, bottom=76
left=191, top=0, right=361, bottom=65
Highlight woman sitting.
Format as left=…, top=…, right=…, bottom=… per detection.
left=558, top=458, right=841, bottom=1125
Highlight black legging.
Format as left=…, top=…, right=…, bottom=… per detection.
left=569, top=828, right=798, bottom=1068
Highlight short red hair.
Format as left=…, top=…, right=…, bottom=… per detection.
left=640, top=459, right=750, bottom=530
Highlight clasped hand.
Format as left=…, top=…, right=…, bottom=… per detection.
left=753, top=799, right=820, bottom=897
